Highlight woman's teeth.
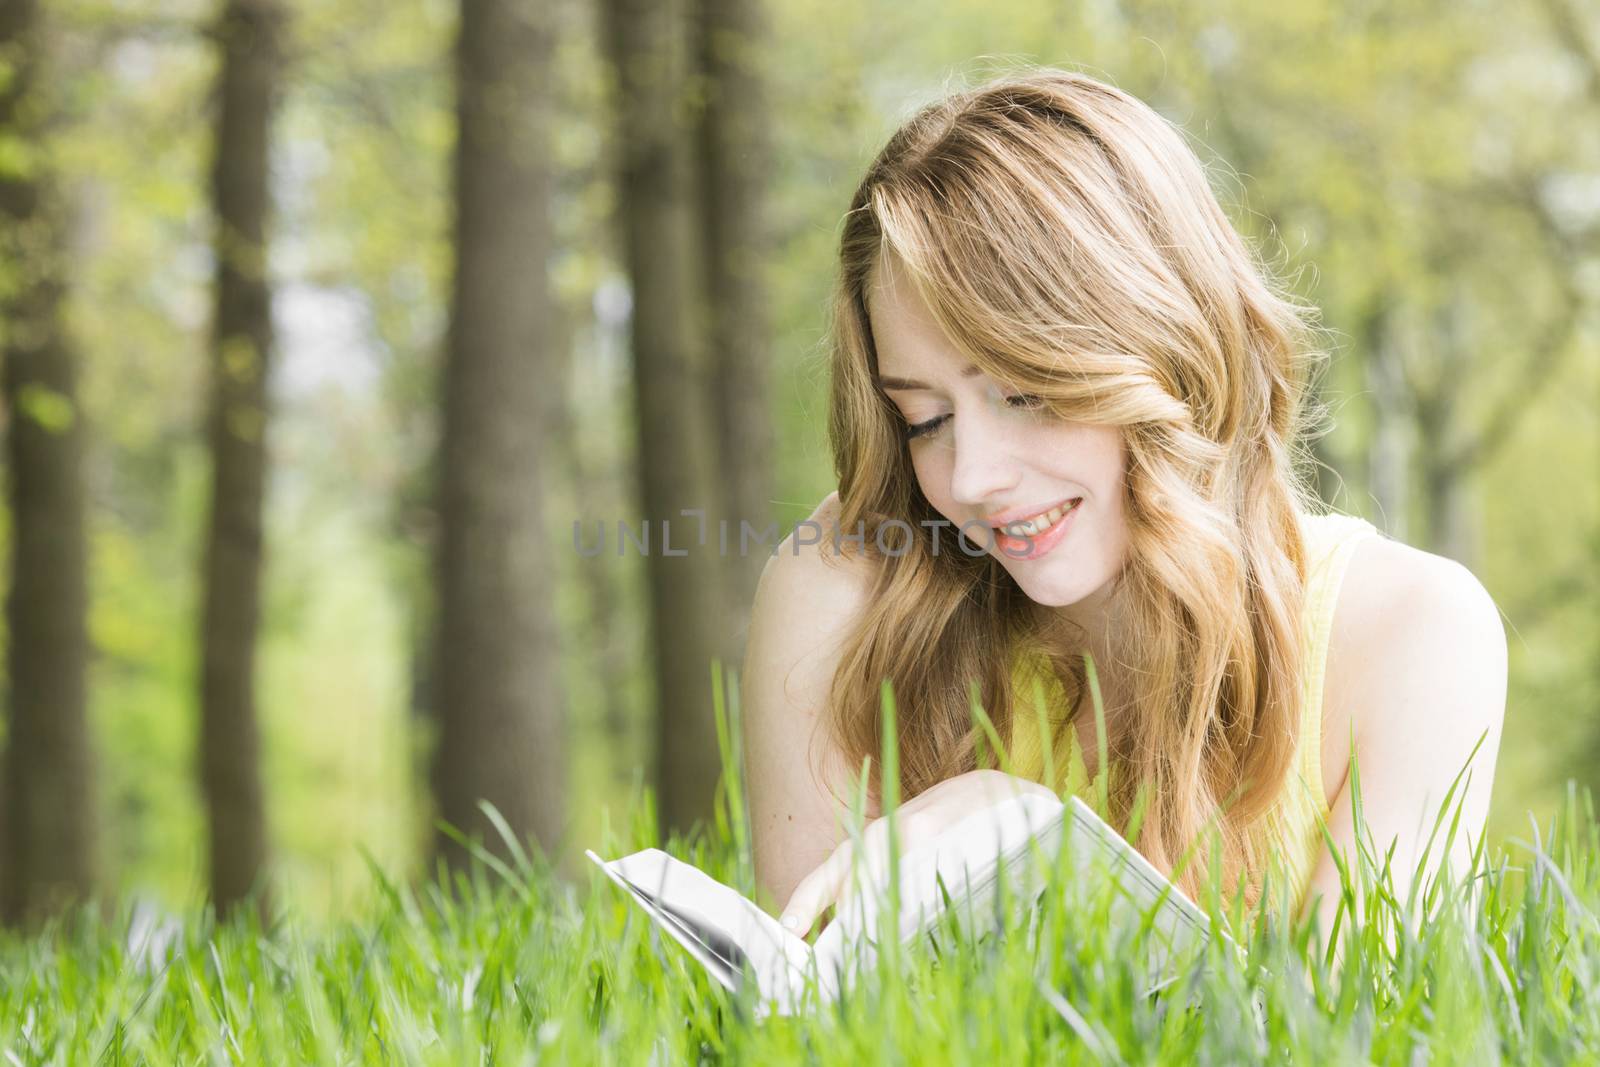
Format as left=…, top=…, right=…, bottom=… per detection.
left=1004, top=498, right=1081, bottom=538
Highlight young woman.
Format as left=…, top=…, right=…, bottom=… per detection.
left=740, top=68, right=1507, bottom=942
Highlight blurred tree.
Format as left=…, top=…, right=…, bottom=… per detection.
left=430, top=0, right=567, bottom=870
left=601, top=0, right=727, bottom=835
left=283, top=0, right=457, bottom=875
left=0, top=0, right=98, bottom=927
left=198, top=0, right=284, bottom=920
left=1358, top=297, right=1411, bottom=543
left=694, top=0, right=776, bottom=673
left=1531, top=0, right=1600, bottom=790
left=1127, top=0, right=1591, bottom=570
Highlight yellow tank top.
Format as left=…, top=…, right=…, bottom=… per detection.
left=1006, top=508, right=1381, bottom=914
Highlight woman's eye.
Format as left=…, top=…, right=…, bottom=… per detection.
left=904, top=413, right=950, bottom=441
left=903, top=395, right=1045, bottom=441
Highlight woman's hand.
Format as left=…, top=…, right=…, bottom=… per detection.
left=777, top=768, right=1058, bottom=937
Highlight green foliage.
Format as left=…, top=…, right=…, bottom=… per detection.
left=15, top=384, right=77, bottom=433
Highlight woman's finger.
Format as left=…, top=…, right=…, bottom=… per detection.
left=780, top=837, right=855, bottom=935
left=781, top=814, right=912, bottom=935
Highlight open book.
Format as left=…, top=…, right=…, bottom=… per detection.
left=587, top=792, right=1230, bottom=1017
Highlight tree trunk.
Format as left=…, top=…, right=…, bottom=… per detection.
left=1412, top=290, right=1479, bottom=568
left=694, top=0, right=775, bottom=675
left=431, top=0, right=567, bottom=872
left=601, top=0, right=728, bottom=837
left=551, top=341, right=638, bottom=788
left=0, top=0, right=97, bottom=928
left=1419, top=437, right=1480, bottom=568
left=198, top=0, right=283, bottom=921
left=1363, top=300, right=1412, bottom=541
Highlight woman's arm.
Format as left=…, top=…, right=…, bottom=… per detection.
left=742, top=492, right=880, bottom=916
left=1301, top=543, right=1509, bottom=945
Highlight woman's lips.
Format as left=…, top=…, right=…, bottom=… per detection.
left=995, top=497, right=1082, bottom=560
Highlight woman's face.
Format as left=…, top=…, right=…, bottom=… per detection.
left=866, top=250, right=1131, bottom=615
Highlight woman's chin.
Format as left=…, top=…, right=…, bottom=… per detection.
left=1003, top=566, right=1078, bottom=607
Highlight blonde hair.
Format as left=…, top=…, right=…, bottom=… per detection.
left=822, top=66, right=1329, bottom=905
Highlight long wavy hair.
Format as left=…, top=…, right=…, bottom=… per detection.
left=821, top=67, right=1332, bottom=905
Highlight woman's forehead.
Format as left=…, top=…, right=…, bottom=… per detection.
left=867, top=253, right=958, bottom=369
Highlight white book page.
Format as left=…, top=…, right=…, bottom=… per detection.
left=813, top=793, right=1068, bottom=972
left=1062, top=798, right=1220, bottom=949
left=807, top=793, right=1226, bottom=988
left=586, top=849, right=814, bottom=1008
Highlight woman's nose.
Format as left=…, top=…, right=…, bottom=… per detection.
left=946, top=411, right=1022, bottom=507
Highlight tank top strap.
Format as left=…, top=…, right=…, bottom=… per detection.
left=1254, top=506, right=1383, bottom=910
left=1294, top=507, right=1384, bottom=786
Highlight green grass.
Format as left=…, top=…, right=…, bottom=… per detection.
left=2, top=670, right=1598, bottom=1064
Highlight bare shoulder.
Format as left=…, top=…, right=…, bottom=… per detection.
left=1320, top=533, right=1509, bottom=801
left=759, top=490, right=878, bottom=613
left=744, top=490, right=883, bottom=909
left=1333, top=535, right=1506, bottom=666
left=751, top=490, right=880, bottom=708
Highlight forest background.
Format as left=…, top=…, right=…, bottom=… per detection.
left=1, top=0, right=1596, bottom=925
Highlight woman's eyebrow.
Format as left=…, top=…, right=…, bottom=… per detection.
left=874, top=364, right=983, bottom=391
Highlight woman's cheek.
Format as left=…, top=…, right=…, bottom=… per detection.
left=911, top=453, right=950, bottom=511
